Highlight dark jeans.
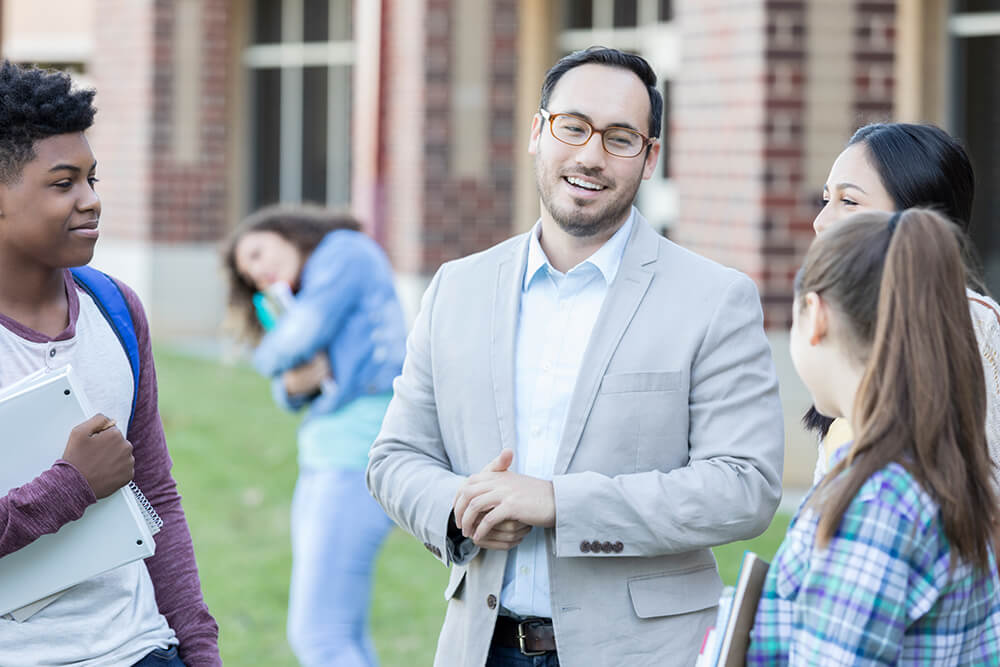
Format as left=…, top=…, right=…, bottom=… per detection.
left=131, top=646, right=186, bottom=667
left=486, top=645, right=560, bottom=667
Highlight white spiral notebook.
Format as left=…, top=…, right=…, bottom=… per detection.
left=0, top=365, right=163, bottom=620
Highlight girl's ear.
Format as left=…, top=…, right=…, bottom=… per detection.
left=803, top=291, right=829, bottom=346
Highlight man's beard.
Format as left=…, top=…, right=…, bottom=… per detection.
left=535, top=157, right=643, bottom=239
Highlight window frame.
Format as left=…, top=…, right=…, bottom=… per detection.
left=243, top=0, right=355, bottom=211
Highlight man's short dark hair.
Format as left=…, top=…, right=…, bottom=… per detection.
left=0, top=61, right=97, bottom=184
left=540, top=47, right=663, bottom=139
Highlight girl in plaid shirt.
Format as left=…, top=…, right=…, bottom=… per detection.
left=748, top=208, right=1000, bottom=665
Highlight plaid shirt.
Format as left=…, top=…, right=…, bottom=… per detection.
left=748, top=456, right=1000, bottom=665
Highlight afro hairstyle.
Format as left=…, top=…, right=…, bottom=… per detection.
left=0, top=61, right=96, bottom=184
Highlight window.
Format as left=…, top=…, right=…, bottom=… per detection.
left=661, top=80, right=670, bottom=178
left=659, top=0, right=673, bottom=22
left=614, top=0, right=638, bottom=28
left=952, top=9, right=1000, bottom=294
left=956, top=0, right=996, bottom=12
left=245, top=0, right=353, bottom=211
left=564, top=0, right=594, bottom=30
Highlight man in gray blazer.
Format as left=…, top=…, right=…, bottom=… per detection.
left=367, top=47, right=784, bottom=667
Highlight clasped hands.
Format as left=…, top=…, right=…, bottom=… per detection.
left=452, top=448, right=555, bottom=551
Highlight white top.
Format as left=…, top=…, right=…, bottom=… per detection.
left=967, top=289, right=1000, bottom=486
left=813, top=289, right=1000, bottom=489
left=500, top=211, right=634, bottom=617
left=0, top=284, right=176, bottom=666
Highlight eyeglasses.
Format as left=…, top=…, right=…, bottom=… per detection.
left=539, top=108, right=653, bottom=158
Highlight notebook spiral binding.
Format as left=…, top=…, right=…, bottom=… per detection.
left=128, top=481, right=164, bottom=535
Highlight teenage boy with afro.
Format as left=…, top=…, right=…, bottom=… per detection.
left=0, top=62, right=220, bottom=666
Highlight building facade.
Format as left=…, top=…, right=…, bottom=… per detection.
left=3, top=0, right=997, bottom=485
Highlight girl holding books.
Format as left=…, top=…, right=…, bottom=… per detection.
left=747, top=208, right=1000, bottom=664
left=224, top=205, right=406, bottom=667
left=806, top=123, right=1000, bottom=486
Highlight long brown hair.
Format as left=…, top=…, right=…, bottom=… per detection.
left=799, top=208, right=998, bottom=571
left=222, top=203, right=362, bottom=343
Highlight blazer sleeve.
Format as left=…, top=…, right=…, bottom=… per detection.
left=551, top=273, right=784, bottom=557
left=366, top=265, right=476, bottom=566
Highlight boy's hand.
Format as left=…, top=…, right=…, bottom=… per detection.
left=62, top=414, right=134, bottom=499
left=282, top=352, right=332, bottom=396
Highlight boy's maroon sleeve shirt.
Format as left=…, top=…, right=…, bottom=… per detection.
left=0, top=276, right=221, bottom=665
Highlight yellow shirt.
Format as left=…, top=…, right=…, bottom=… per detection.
left=821, top=418, right=854, bottom=467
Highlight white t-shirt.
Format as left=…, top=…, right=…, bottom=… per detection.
left=0, top=282, right=176, bottom=666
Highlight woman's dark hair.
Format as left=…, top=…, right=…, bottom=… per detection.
left=800, top=208, right=997, bottom=572
left=0, top=61, right=96, bottom=183
left=849, top=123, right=974, bottom=231
left=540, top=46, right=663, bottom=139
left=223, top=203, right=362, bottom=342
left=806, top=122, right=983, bottom=438
left=849, top=122, right=985, bottom=293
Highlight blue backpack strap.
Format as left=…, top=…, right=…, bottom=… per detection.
left=69, top=266, right=141, bottom=427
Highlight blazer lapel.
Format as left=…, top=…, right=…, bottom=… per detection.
left=553, top=215, right=659, bottom=475
left=491, top=236, right=530, bottom=455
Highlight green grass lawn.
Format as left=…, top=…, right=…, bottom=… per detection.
left=155, top=346, right=790, bottom=666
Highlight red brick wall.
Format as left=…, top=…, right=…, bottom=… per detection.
left=90, top=0, right=229, bottom=246
left=379, top=0, right=519, bottom=276
left=672, top=0, right=772, bottom=308
left=89, top=0, right=155, bottom=242
left=760, top=0, right=813, bottom=329
left=854, top=1, right=895, bottom=125
left=674, top=0, right=894, bottom=329
left=149, top=0, right=230, bottom=243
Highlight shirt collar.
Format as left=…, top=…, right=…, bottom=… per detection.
left=523, top=207, right=636, bottom=291
left=830, top=441, right=853, bottom=467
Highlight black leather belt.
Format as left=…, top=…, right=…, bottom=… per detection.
left=492, top=615, right=556, bottom=656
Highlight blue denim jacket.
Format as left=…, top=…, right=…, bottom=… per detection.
left=252, top=230, right=406, bottom=419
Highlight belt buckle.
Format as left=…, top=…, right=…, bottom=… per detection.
left=517, top=618, right=547, bottom=657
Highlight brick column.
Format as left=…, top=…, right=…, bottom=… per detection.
left=672, top=0, right=771, bottom=310
left=149, top=0, right=229, bottom=244
left=760, top=0, right=814, bottom=329
left=89, top=0, right=155, bottom=245
left=89, top=0, right=230, bottom=336
left=379, top=0, right=519, bottom=278
left=853, top=1, right=895, bottom=125
left=674, top=0, right=893, bottom=329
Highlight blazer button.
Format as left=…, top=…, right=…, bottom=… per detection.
left=580, top=541, right=591, bottom=553
left=591, top=540, right=602, bottom=553
left=487, top=594, right=497, bottom=610
left=613, top=541, right=624, bottom=553
left=601, top=541, right=612, bottom=553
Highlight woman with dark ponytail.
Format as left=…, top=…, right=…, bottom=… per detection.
left=748, top=208, right=1000, bottom=664
left=808, top=122, right=1000, bottom=485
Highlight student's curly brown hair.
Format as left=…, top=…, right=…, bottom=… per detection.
left=222, top=204, right=362, bottom=343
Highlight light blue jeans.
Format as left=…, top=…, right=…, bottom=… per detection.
left=287, top=466, right=394, bottom=667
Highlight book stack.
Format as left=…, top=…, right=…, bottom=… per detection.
left=696, top=551, right=770, bottom=667
left=0, top=366, right=162, bottom=621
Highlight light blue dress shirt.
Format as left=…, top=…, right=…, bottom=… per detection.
left=500, top=209, right=635, bottom=618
